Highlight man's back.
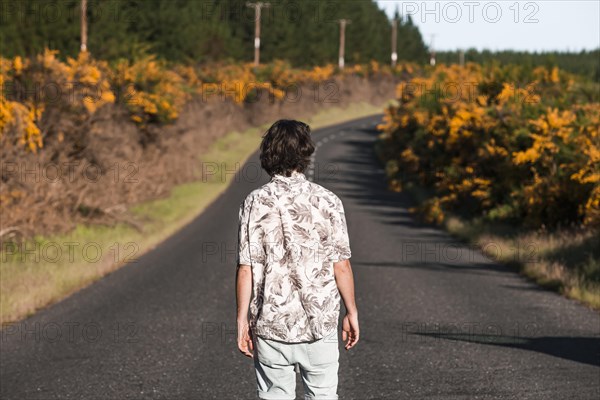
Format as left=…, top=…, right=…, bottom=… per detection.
left=238, top=170, right=351, bottom=342
left=235, top=119, right=358, bottom=399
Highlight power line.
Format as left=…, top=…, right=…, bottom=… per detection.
left=391, top=16, right=398, bottom=68
left=246, top=2, right=270, bottom=67
left=80, top=0, right=88, bottom=52
left=429, top=33, right=437, bottom=66
left=338, top=19, right=351, bottom=69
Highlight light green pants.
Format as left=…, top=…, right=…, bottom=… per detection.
left=253, top=331, right=339, bottom=400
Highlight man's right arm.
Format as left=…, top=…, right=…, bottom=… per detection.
left=334, top=259, right=359, bottom=350
left=329, top=194, right=359, bottom=350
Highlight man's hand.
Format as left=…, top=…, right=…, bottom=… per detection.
left=237, top=319, right=254, bottom=358
left=342, top=312, right=359, bottom=350
left=334, top=259, right=359, bottom=350
left=236, top=264, right=253, bottom=358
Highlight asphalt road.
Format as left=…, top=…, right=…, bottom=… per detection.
left=1, top=114, right=599, bottom=400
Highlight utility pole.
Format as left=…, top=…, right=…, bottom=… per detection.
left=429, top=33, right=437, bottom=66
left=391, top=16, right=398, bottom=68
left=459, top=49, right=465, bottom=67
left=338, top=19, right=351, bottom=69
left=80, top=0, right=88, bottom=52
left=246, top=2, right=270, bottom=66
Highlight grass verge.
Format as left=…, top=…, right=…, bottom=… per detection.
left=0, top=101, right=385, bottom=326
left=445, top=216, right=599, bottom=309
left=398, top=182, right=600, bottom=310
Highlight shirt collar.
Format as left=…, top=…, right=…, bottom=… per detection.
left=271, top=170, right=306, bottom=183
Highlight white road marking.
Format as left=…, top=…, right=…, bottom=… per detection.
left=309, top=129, right=352, bottom=181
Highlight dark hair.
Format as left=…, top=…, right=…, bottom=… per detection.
left=260, top=119, right=315, bottom=177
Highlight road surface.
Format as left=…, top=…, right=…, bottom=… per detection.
left=1, top=114, right=599, bottom=399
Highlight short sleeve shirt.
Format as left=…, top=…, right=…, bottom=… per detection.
left=237, top=170, right=351, bottom=342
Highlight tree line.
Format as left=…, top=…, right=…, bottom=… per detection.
left=0, top=0, right=428, bottom=66
left=1, top=0, right=596, bottom=77
left=436, top=49, right=600, bottom=82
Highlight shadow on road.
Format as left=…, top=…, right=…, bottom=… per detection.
left=321, top=126, right=441, bottom=230
left=413, top=331, right=600, bottom=367
left=354, top=261, right=518, bottom=276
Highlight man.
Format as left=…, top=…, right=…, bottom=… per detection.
left=236, top=119, right=359, bottom=400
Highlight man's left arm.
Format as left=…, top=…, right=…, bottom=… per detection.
left=236, top=197, right=254, bottom=358
left=236, top=264, right=253, bottom=358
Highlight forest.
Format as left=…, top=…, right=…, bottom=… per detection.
left=2, top=0, right=597, bottom=79
left=0, top=0, right=428, bottom=65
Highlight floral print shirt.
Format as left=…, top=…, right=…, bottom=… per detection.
left=237, top=170, right=352, bottom=343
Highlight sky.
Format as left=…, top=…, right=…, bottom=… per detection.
left=375, top=0, right=600, bottom=52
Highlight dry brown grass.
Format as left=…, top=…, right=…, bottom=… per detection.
left=445, top=216, right=600, bottom=309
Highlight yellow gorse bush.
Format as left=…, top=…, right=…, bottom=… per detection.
left=377, top=63, right=600, bottom=228
left=0, top=56, right=45, bottom=153
left=112, top=55, right=188, bottom=125
left=2, top=50, right=403, bottom=152
left=1, top=49, right=115, bottom=151
left=66, top=51, right=115, bottom=113
left=0, top=99, right=44, bottom=153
